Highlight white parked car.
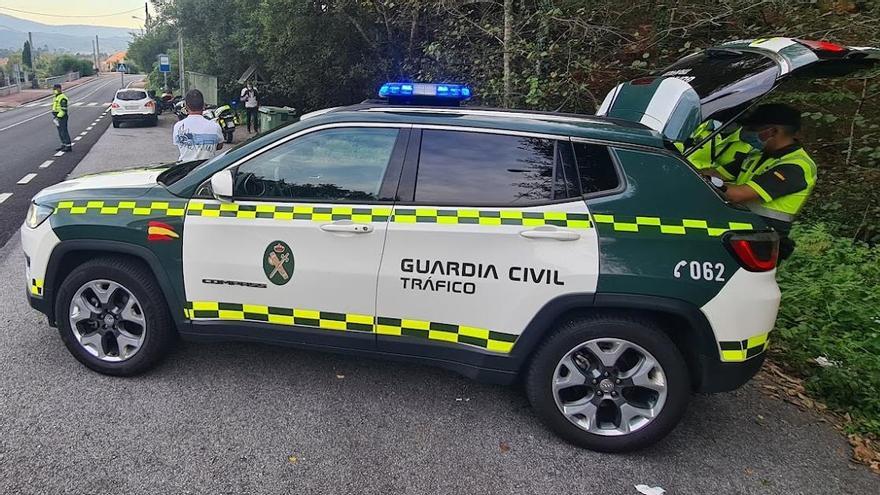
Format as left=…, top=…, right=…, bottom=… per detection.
left=110, top=89, right=158, bottom=128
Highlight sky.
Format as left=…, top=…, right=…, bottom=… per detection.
left=0, top=1, right=151, bottom=29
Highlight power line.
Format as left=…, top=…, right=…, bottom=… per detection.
left=0, top=5, right=142, bottom=19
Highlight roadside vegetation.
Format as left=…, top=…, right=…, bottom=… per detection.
left=128, top=0, right=880, bottom=437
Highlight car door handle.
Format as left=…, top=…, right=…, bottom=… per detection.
left=520, top=227, right=580, bottom=241
left=320, top=221, right=374, bottom=234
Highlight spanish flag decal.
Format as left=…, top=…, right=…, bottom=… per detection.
left=147, top=221, right=179, bottom=242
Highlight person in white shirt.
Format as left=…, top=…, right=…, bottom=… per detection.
left=172, top=89, right=224, bottom=162
left=240, top=81, right=260, bottom=133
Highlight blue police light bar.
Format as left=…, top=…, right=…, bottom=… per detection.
left=378, top=82, right=472, bottom=102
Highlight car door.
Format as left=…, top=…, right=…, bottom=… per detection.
left=182, top=124, right=409, bottom=350
left=374, top=128, right=603, bottom=366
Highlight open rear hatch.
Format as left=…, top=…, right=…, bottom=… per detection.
left=597, top=38, right=879, bottom=147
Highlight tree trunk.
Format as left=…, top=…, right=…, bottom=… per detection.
left=503, top=0, right=513, bottom=107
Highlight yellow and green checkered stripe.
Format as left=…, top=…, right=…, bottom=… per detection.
left=186, top=201, right=393, bottom=222
left=719, top=333, right=769, bottom=362
left=391, top=208, right=591, bottom=228
left=54, top=200, right=187, bottom=216
left=30, top=278, right=44, bottom=296
left=592, top=214, right=753, bottom=237
left=185, top=201, right=591, bottom=229
left=184, top=301, right=518, bottom=354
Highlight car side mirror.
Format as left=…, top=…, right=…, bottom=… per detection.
left=210, top=170, right=234, bottom=202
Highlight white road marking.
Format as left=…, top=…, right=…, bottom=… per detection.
left=17, top=173, right=37, bottom=185
left=39, top=160, right=53, bottom=168
left=87, top=126, right=93, bottom=130
left=0, top=193, right=11, bottom=204
left=74, top=136, right=82, bottom=141
left=24, top=102, right=41, bottom=107
left=72, top=102, right=84, bottom=106
left=79, top=131, right=88, bottom=136
left=54, top=151, right=64, bottom=157
left=40, top=103, right=51, bottom=107
left=0, top=111, right=50, bottom=132
left=87, top=102, right=98, bottom=106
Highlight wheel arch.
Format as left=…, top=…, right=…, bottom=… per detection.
left=512, top=293, right=718, bottom=391
left=42, top=240, right=186, bottom=331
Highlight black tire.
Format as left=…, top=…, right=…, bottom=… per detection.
left=525, top=314, right=690, bottom=452
left=112, top=119, right=120, bottom=128
left=151, top=115, right=159, bottom=126
left=55, top=256, right=174, bottom=376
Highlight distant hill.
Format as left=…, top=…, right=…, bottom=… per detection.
left=0, top=14, right=132, bottom=54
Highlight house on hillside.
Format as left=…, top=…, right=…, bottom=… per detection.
left=104, top=51, right=127, bottom=71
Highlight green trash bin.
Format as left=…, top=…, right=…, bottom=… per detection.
left=258, top=106, right=297, bottom=132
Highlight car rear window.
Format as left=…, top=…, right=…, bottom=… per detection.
left=116, top=90, right=147, bottom=101
left=658, top=50, right=778, bottom=98
left=414, top=130, right=558, bottom=205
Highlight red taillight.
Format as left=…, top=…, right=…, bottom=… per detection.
left=145, top=100, right=154, bottom=107
left=725, top=231, right=779, bottom=272
left=797, top=39, right=847, bottom=54
left=111, top=102, right=119, bottom=108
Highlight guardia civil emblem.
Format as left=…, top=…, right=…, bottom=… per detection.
left=263, top=241, right=294, bottom=285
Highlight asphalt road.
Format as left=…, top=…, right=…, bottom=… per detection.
left=0, top=73, right=143, bottom=247
left=0, top=107, right=877, bottom=494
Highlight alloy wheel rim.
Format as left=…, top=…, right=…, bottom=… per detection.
left=551, top=337, right=668, bottom=436
left=69, top=279, right=146, bottom=362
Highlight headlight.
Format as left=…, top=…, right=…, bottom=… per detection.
left=25, top=203, right=54, bottom=229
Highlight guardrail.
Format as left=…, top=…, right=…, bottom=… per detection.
left=0, top=84, right=20, bottom=97
left=41, top=71, right=80, bottom=89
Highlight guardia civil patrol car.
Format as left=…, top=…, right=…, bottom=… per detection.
left=22, top=38, right=878, bottom=452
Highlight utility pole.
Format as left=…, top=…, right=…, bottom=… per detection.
left=178, top=31, right=185, bottom=93
left=95, top=35, right=101, bottom=73
left=92, top=39, right=98, bottom=75
left=145, top=2, right=151, bottom=32
left=27, top=32, right=35, bottom=88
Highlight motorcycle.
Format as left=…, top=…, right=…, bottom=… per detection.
left=203, top=104, right=239, bottom=144
left=173, top=100, right=188, bottom=121
left=158, top=90, right=180, bottom=114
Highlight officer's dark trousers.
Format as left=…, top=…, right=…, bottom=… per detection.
left=56, top=116, right=71, bottom=147
left=246, top=107, right=259, bottom=133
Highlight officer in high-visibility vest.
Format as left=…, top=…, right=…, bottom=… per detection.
left=51, top=83, right=72, bottom=152
left=714, top=103, right=816, bottom=261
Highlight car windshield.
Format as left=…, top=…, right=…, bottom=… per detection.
left=116, top=90, right=148, bottom=101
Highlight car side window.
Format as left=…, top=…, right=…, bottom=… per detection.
left=414, top=130, right=565, bottom=205
left=572, top=142, right=620, bottom=195
left=234, top=127, right=400, bottom=202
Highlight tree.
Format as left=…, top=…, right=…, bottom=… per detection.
left=22, top=41, right=32, bottom=68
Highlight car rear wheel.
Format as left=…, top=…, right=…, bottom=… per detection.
left=525, top=315, right=690, bottom=452
left=55, top=256, right=174, bottom=376
left=112, top=118, right=119, bottom=128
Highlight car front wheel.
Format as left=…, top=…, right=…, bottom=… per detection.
left=55, top=256, right=174, bottom=376
left=525, top=315, right=690, bottom=452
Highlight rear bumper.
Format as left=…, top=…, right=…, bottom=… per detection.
left=111, top=112, right=156, bottom=120
left=697, top=352, right=766, bottom=393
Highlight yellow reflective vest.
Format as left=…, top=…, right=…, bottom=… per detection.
left=52, top=92, right=69, bottom=119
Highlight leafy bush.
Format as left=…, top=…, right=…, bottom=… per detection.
left=47, top=55, right=95, bottom=77
left=774, top=224, right=880, bottom=435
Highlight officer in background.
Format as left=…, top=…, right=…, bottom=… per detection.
left=51, top=83, right=72, bottom=152
left=687, top=124, right=752, bottom=171
left=711, top=103, right=816, bottom=261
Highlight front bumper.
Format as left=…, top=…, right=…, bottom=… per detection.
left=21, top=218, right=60, bottom=322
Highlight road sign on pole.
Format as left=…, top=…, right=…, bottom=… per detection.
left=158, top=55, right=170, bottom=73
left=117, top=63, right=128, bottom=73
